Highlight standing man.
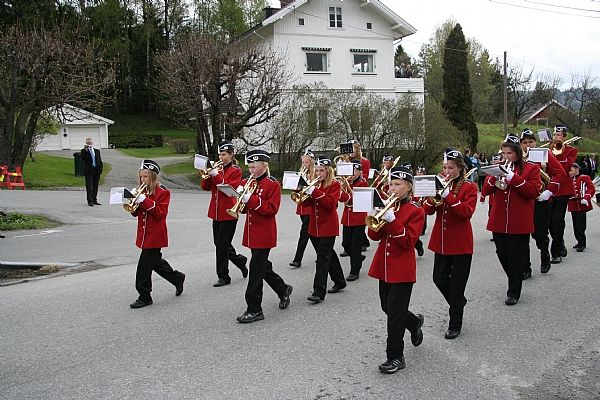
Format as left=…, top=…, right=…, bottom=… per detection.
left=548, top=125, right=577, bottom=264
left=81, top=138, right=103, bottom=207
left=588, top=153, right=597, bottom=179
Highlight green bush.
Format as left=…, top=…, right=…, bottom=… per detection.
left=109, top=132, right=155, bottom=148
left=172, top=139, right=190, bottom=154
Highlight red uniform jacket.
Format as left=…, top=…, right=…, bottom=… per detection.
left=241, top=173, right=280, bottom=249
left=482, top=160, right=541, bottom=234
left=568, top=174, right=594, bottom=212
left=301, top=181, right=341, bottom=237
left=538, top=152, right=566, bottom=195
left=367, top=198, right=425, bottom=283
left=361, top=158, right=371, bottom=180
left=200, top=162, right=242, bottom=221
left=295, top=202, right=311, bottom=216
left=338, top=176, right=368, bottom=227
left=553, top=146, right=577, bottom=197
left=422, top=178, right=477, bottom=255
left=132, top=184, right=169, bottom=249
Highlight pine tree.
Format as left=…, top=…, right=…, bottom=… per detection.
left=441, top=23, right=478, bottom=150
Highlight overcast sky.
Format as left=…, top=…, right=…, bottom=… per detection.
left=391, top=0, right=600, bottom=88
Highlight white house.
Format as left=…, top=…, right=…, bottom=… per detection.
left=241, top=0, right=424, bottom=101
left=36, top=104, right=114, bottom=151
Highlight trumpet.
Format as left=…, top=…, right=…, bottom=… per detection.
left=291, top=178, right=321, bottom=203
left=365, top=194, right=400, bottom=232
left=371, top=156, right=402, bottom=192
left=429, top=175, right=453, bottom=206
left=539, top=136, right=581, bottom=155
left=226, top=175, right=256, bottom=218
left=198, top=160, right=224, bottom=179
left=123, top=183, right=147, bottom=213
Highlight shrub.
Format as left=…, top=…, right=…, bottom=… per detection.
left=109, top=132, right=155, bottom=148
left=172, top=139, right=190, bottom=154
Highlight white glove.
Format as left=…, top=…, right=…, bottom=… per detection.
left=236, top=185, right=244, bottom=193
left=381, top=209, right=396, bottom=223
left=441, top=186, right=450, bottom=199
left=131, top=187, right=138, bottom=195
left=135, top=193, right=146, bottom=204
left=305, top=186, right=315, bottom=195
left=537, top=190, right=553, bottom=202
left=241, top=192, right=251, bottom=204
left=581, top=199, right=589, bottom=206
left=505, top=171, right=515, bottom=182
left=208, top=168, right=219, bottom=177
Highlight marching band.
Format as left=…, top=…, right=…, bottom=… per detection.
left=117, top=129, right=593, bottom=374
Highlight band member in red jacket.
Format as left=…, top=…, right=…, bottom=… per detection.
left=568, top=163, right=595, bottom=252
left=368, top=166, right=425, bottom=373
left=348, top=139, right=371, bottom=251
left=200, top=141, right=248, bottom=287
left=300, top=155, right=347, bottom=302
left=339, top=160, right=368, bottom=281
left=520, top=129, right=566, bottom=275
left=422, top=148, right=477, bottom=339
left=236, top=150, right=292, bottom=323
left=548, top=125, right=577, bottom=264
left=290, top=150, right=318, bottom=268
left=129, top=160, right=185, bottom=308
left=482, top=135, right=541, bottom=306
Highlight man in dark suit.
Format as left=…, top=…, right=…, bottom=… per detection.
left=588, top=153, right=597, bottom=179
left=81, top=138, right=103, bottom=206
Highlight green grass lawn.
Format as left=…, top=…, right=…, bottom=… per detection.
left=0, top=212, right=62, bottom=230
left=109, top=113, right=196, bottom=140
left=117, top=146, right=195, bottom=158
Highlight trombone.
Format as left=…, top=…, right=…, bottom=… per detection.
left=365, top=194, right=400, bottom=232
left=371, top=156, right=402, bottom=193
left=226, top=174, right=256, bottom=218
left=539, top=136, right=581, bottom=155
left=123, top=183, right=147, bottom=213
left=291, top=178, right=321, bottom=203
left=198, top=160, right=224, bottom=179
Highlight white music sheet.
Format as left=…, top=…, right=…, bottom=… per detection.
left=282, top=171, right=301, bottom=190
left=481, top=164, right=508, bottom=177
left=336, top=162, right=353, bottom=176
left=194, top=154, right=210, bottom=170
left=369, top=168, right=376, bottom=179
left=528, top=148, right=548, bottom=163
left=217, top=184, right=240, bottom=198
left=537, top=129, right=551, bottom=142
left=413, top=175, right=437, bottom=197
left=109, top=187, right=127, bottom=204
left=352, top=188, right=375, bottom=212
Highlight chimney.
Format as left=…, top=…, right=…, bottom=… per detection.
left=280, top=0, right=294, bottom=8
left=263, top=7, right=279, bottom=20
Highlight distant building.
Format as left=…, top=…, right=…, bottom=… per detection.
left=520, top=99, right=571, bottom=126
left=36, top=104, right=114, bottom=150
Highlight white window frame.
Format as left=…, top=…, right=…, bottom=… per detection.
left=353, top=53, right=375, bottom=74
left=328, top=6, right=342, bottom=28
left=303, top=47, right=331, bottom=74
left=298, top=18, right=305, bottom=26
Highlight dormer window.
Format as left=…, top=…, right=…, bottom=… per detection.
left=329, top=7, right=342, bottom=28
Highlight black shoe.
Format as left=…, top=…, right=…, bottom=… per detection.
left=307, top=294, right=324, bottom=303
left=237, top=311, right=264, bottom=323
left=93, top=202, right=101, bottom=205
left=361, top=254, right=366, bottom=262
left=523, top=271, right=532, bottom=280
left=175, top=273, right=185, bottom=296
left=88, top=203, right=94, bottom=207
left=340, top=251, right=349, bottom=257
left=445, top=329, right=460, bottom=340
left=490, top=236, right=494, bottom=241
left=130, top=298, right=153, bottom=308
left=416, top=245, right=424, bottom=257
left=213, top=278, right=230, bottom=287
left=573, top=244, right=580, bottom=249
left=540, top=264, right=551, bottom=274
left=576, top=246, right=585, bottom=252
left=279, top=285, right=293, bottom=309
left=346, top=274, right=359, bottom=281
left=240, top=266, right=248, bottom=278
left=378, top=357, right=406, bottom=374
left=411, top=314, right=424, bottom=347
left=289, top=260, right=301, bottom=268
left=550, top=256, right=562, bottom=264
left=327, top=284, right=346, bottom=294
left=361, top=246, right=367, bottom=252
left=505, top=297, right=518, bottom=306
left=561, top=249, right=567, bottom=257
left=0, top=234, right=5, bottom=239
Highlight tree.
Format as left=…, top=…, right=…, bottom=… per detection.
left=564, top=69, right=599, bottom=136
left=154, top=32, right=291, bottom=158
left=417, top=19, right=456, bottom=103
left=441, top=23, right=478, bottom=150
left=0, top=26, right=113, bottom=170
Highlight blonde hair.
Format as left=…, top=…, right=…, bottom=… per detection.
left=352, top=143, right=363, bottom=161
left=253, top=161, right=270, bottom=176
left=301, top=156, right=316, bottom=180
left=320, top=165, right=334, bottom=188
left=139, top=170, right=159, bottom=196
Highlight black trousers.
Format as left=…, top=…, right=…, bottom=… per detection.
left=342, top=225, right=365, bottom=276
left=312, top=236, right=346, bottom=298
left=433, top=253, right=472, bottom=331
left=135, top=248, right=183, bottom=302
left=292, top=215, right=317, bottom=263
left=212, top=219, right=246, bottom=282
left=571, top=210, right=588, bottom=247
left=492, top=232, right=530, bottom=300
left=378, top=281, right=420, bottom=360
left=549, top=195, right=569, bottom=257
left=84, top=168, right=100, bottom=204
left=529, top=200, right=551, bottom=271
left=245, top=248, right=287, bottom=313
left=363, top=226, right=370, bottom=248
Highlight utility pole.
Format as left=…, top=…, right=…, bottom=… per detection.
left=503, top=51, right=508, bottom=137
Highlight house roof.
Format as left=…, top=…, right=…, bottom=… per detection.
left=242, top=0, right=416, bottom=41
left=519, top=99, right=569, bottom=124
left=48, top=104, right=115, bottom=125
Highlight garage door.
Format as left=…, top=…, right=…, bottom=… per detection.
left=68, top=126, right=100, bottom=150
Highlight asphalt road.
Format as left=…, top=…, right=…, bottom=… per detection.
left=1, top=189, right=599, bottom=399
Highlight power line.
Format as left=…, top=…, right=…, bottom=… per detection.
left=523, top=0, right=600, bottom=13
left=488, top=0, right=600, bottom=18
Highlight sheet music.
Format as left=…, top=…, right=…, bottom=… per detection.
left=537, top=129, right=551, bottom=142
left=528, top=148, right=548, bottom=163
left=352, top=188, right=375, bottom=212
left=413, top=175, right=437, bottom=197
left=481, top=164, right=507, bottom=177
left=194, top=154, right=210, bottom=170
left=217, top=184, right=240, bottom=198
left=282, top=171, right=301, bottom=190
left=368, top=168, right=376, bottom=179
left=336, top=162, right=353, bottom=176
left=109, top=187, right=127, bottom=204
